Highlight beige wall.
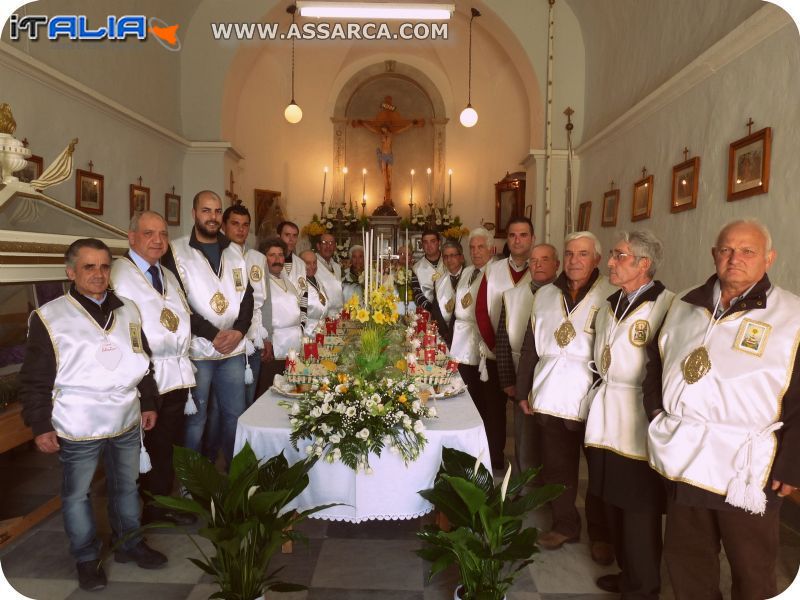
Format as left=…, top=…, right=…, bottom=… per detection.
left=575, top=6, right=800, bottom=293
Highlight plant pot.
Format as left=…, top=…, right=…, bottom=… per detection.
left=454, top=585, right=506, bottom=600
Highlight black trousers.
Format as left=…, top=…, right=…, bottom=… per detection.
left=459, top=363, right=485, bottom=422
left=481, top=359, right=507, bottom=468
left=663, top=497, right=780, bottom=600
left=140, top=388, right=187, bottom=519
left=538, top=414, right=609, bottom=541
left=255, top=358, right=285, bottom=399
left=604, top=503, right=662, bottom=599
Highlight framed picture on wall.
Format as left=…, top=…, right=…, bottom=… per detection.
left=631, top=175, right=653, bottom=221
left=130, top=184, right=150, bottom=218
left=671, top=156, right=700, bottom=213
left=601, top=189, right=619, bottom=227
left=165, top=193, right=181, bottom=226
left=75, top=169, right=104, bottom=215
left=577, top=201, right=591, bottom=230
left=727, top=127, right=771, bottom=201
left=18, top=155, right=43, bottom=183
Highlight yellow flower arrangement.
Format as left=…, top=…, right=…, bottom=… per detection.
left=356, top=308, right=370, bottom=323
left=301, top=220, right=326, bottom=238
left=442, top=225, right=469, bottom=240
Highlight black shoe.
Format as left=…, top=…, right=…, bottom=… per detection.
left=114, top=540, right=167, bottom=569
left=76, top=559, right=107, bottom=591
left=596, top=573, right=621, bottom=593
left=143, top=510, right=197, bottom=527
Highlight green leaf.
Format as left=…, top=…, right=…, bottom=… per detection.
left=187, top=556, right=217, bottom=576
left=441, top=475, right=486, bottom=517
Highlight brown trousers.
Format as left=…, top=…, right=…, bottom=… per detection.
left=663, top=497, right=780, bottom=600
left=538, top=414, right=609, bottom=541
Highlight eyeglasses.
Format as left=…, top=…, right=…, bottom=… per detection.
left=715, top=247, right=759, bottom=258
left=608, top=250, right=639, bottom=261
left=319, top=240, right=335, bottom=246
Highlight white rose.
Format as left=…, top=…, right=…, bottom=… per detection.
left=315, top=446, right=323, bottom=456
left=310, top=407, right=323, bottom=418
left=322, top=403, right=332, bottom=414
left=408, top=384, right=416, bottom=393
left=346, top=406, right=357, bottom=418
left=359, top=428, right=370, bottom=439
left=414, top=420, right=425, bottom=433
left=305, top=445, right=314, bottom=455
left=427, top=407, right=437, bottom=417
left=412, top=400, right=421, bottom=412
left=330, top=433, right=341, bottom=443
left=290, top=403, right=300, bottom=415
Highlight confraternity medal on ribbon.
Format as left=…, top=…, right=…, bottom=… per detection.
left=445, top=298, right=455, bottom=313
left=160, top=307, right=179, bottom=332
left=249, top=265, right=263, bottom=283
left=461, top=293, right=473, bottom=308
left=682, top=346, right=711, bottom=384
left=600, top=344, right=612, bottom=374
left=431, top=272, right=441, bottom=282
left=554, top=320, right=576, bottom=348
left=210, top=292, right=229, bottom=315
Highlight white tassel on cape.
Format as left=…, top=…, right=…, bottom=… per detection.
left=724, top=422, right=782, bottom=515
left=478, top=341, right=489, bottom=382
left=184, top=389, right=198, bottom=415
left=245, top=339, right=256, bottom=356
left=244, top=361, right=254, bottom=385
left=138, top=427, right=152, bottom=473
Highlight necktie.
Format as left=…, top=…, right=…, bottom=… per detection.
left=468, top=268, right=480, bottom=286
left=450, top=274, right=459, bottom=290
left=148, top=265, right=163, bottom=294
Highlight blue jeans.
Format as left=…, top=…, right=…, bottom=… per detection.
left=59, top=426, right=142, bottom=563
left=186, top=354, right=246, bottom=467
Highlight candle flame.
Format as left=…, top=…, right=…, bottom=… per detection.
left=410, top=169, right=415, bottom=175
left=343, top=166, right=348, bottom=174
left=362, top=168, right=367, bottom=175
left=324, top=166, right=328, bottom=173
left=426, top=167, right=432, bottom=174
left=448, top=168, right=453, bottom=175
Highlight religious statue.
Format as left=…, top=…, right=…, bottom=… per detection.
left=351, top=96, right=425, bottom=216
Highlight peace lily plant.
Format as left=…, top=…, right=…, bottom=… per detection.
left=417, top=447, right=563, bottom=600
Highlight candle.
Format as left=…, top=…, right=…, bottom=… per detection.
left=362, top=168, right=367, bottom=203
left=426, top=167, right=432, bottom=205
left=448, top=168, right=453, bottom=208
left=342, top=166, right=348, bottom=207
left=410, top=169, right=415, bottom=206
left=322, top=167, right=328, bottom=204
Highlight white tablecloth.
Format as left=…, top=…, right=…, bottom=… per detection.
left=234, top=388, right=491, bottom=523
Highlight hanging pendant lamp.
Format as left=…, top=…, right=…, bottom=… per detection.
left=284, top=4, right=303, bottom=124
left=459, top=8, right=481, bottom=128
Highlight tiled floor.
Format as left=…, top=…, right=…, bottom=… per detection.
left=2, top=418, right=800, bottom=600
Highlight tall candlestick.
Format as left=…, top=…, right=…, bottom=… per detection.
left=448, top=168, right=453, bottom=209
left=362, top=168, right=367, bottom=205
left=322, top=166, right=328, bottom=202
left=342, top=166, right=348, bottom=207
left=426, top=167, right=432, bottom=206
left=404, top=228, right=409, bottom=311
left=362, top=227, right=366, bottom=305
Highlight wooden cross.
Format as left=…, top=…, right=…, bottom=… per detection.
left=746, top=118, right=754, bottom=135
left=683, top=147, right=689, bottom=161
left=88, top=160, right=94, bottom=173
left=137, top=176, right=143, bottom=187
left=641, top=167, right=647, bottom=179
left=171, top=186, right=175, bottom=194
left=21, top=137, right=28, bottom=148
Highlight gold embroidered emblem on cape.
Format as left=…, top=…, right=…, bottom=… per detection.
left=445, top=298, right=455, bottom=313
left=210, top=292, right=229, bottom=315
left=159, top=307, right=180, bottom=333
left=249, top=265, right=263, bottom=283
left=630, top=319, right=650, bottom=346
left=461, top=292, right=473, bottom=308
left=554, top=320, right=577, bottom=348
left=682, top=346, right=711, bottom=384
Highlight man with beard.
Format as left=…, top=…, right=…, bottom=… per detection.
left=517, top=231, right=615, bottom=564
left=475, top=217, right=533, bottom=469
left=411, top=229, right=445, bottom=314
left=583, top=230, right=673, bottom=597
left=496, top=243, right=559, bottom=476
left=449, top=228, right=495, bottom=433
left=163, top=191, right=253, bottom=468
left=222, top=204, right=269, bottom=407
left=299, top=250, right=329, bottom=336
left=255, top=237, right=303, bottom=396
left=315, top=233, right=344, bottom=315
left=645, top=219, right=800, bottom=599
left=111, top=211, right=196, bottom=526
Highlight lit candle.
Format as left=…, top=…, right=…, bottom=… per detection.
left=448, top=168, right=453, bottom=208
left=362, top=168, right=367, bottom=203
left=426, top=167, right=432, bottom=205
left=405, top=228, right=409, bottom=309
left=322, top=166, right=328, bottom=204
left=410, top=169, right=415, bottom=210
left=342, top=166, right=348, bottom=207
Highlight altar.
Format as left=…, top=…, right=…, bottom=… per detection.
left=234, top=388, right=490, bottom=523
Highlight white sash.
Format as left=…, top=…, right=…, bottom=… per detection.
left=412, top=257, right=445, bottom=304
left=502, top=283, right=535, bottom=372
left=269, top=275, right=302, bottom=359
left=450, top=266, right=481, bottom=365
left=482, top=258, right=532, bottom=360
left=303, top=277, right=329, bottom=336
left=110, top=257, right=195, bottom=394
left=315, top=254, right=344, bottom=315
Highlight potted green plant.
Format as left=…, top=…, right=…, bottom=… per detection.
left=416, top=447, right=563, bottom=600
left=144, top=442, right=333, bottom=600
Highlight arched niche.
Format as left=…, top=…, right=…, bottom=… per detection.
left=329, top=61, right=449, bottom=216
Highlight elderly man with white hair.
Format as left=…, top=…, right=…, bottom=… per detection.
left=517, top=230, right=615, bottom=562
left=342, top=244, right=365, bottom=303
left=644, top=219, right=800, bottom=600
left=583, top=230, right=674, bottom=597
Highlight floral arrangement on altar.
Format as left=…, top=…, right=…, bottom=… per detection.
left=403, top=205, right=469, bottom=241
left=284, top=374, right=436, bottom=472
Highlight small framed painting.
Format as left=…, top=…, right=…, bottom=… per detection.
left=631, top=175, right=653, bottom=222
left=601, top=189, right=619, bottom=227
left=577, top=201, right=591, bottom=230
left=19, top=155, right=43, bottom=183
left=130, top=184, right=150, bottom=218
left=75, top=169, right=104, bottom=215
left=165, top=193, right=181, bottom=226
left=671, top=157, right=700, bottom=213
left=727, top=127, right=771, bottom=201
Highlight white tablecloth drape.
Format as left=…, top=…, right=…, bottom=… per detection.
left=234, top=388, right=491, bottom=523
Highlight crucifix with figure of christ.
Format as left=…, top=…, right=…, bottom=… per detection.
left=351, top=96, right=425, bottom=215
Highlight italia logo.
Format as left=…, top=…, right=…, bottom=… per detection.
left=8, top=14, right=181, bottom=51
